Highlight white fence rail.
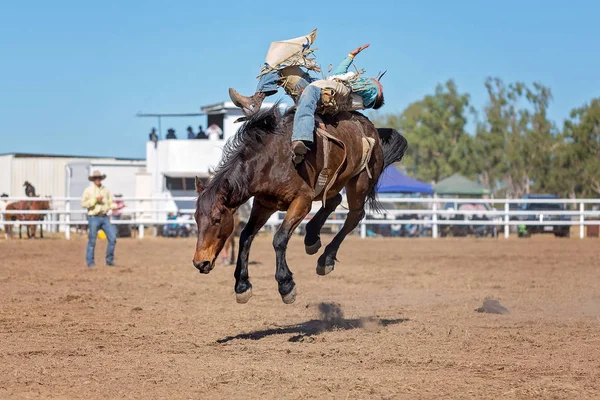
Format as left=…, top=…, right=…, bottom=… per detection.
left=1, top=196, right=600, bottom=239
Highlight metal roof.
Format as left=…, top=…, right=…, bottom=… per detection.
left=0, top=152, right=144, bottom=161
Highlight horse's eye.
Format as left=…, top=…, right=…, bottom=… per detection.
left=213, top=218, right=221, bottom=225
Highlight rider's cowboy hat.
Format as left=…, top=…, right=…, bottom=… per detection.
left=88, top=170, right=107, bottom=181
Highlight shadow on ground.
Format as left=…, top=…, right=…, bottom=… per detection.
left=217, top=302, right=408, bottom=343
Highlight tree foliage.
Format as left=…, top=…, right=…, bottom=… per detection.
left=373, top=77, right=599, bottom=198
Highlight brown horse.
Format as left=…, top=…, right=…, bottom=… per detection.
left=193, top=106, right=407, bottom=304
left=4, top=198, right=51, bottom=239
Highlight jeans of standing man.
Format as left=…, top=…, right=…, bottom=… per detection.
left=256, top=69, right=313, bottom=97
left=292, top=84, right=322, bottom=144
left=86, top=215, right=117, bottom=266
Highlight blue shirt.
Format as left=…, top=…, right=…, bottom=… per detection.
left=331, top=56, right=379, bottom=108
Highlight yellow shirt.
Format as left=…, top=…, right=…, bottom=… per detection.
left=81, top=184, right=114, bottom=216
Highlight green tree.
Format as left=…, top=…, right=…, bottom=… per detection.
left=374, top=80, right=473, bottom=183
left=558, top=98, right=600, bottom=197
left=475, top=78, right=558, bottom=197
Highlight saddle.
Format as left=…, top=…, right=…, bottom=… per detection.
left=313, top=116, right=375, bottom=206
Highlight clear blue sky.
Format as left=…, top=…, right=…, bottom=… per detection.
left=1, top=0, right=598, bottom=159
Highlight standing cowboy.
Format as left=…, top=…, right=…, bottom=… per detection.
left=81, top=171, right=117, bottom=268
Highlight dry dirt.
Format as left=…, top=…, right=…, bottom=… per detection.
left=1, top=234, right=599, bottom=399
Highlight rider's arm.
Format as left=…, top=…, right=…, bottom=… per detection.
left=330, top=44, right=370, bottom=76
left=331, top=56, right=354, bottom=75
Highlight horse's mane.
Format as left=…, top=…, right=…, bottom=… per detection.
left=197, top=104, right=284, bottom=214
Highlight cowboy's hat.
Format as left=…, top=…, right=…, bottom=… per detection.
left=88, top=170, right=107, bottom=181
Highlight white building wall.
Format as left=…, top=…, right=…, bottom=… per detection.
left=222, top=106, right=245, bottom=141
left=89, top=162, right=145, bottom=199
left=11, top=157, right=70, bottom=198
left=0, top=155, right=13, bottom=195
left=4, top=156, right=145, bottom=200
left=146, top=139, right=226, bottom=194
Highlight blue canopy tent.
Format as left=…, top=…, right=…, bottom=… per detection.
left=377, top=166, right=434, bottom=194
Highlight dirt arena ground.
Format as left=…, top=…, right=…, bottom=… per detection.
left=1, top=234, right=599, bottom=399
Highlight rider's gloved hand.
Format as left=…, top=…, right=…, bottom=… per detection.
left=349, top=44, right=370, bottom=58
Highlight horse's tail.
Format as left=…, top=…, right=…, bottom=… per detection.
left=366, top=128, right=408, bottom=212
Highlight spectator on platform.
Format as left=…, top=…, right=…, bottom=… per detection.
left=149, top=128, right=158, bottom=148
left=166, top=128, right=177, bottom=139
left=196, top=125, right=208, bottom=139
left=186, top=126, right=195, bottom=139
left=206, top=123, right=223, bottom=140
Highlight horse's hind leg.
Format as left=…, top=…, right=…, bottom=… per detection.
left=304, top=193, right=342, bottom=255
left=273, top=196, right=312, bottom=304
left=317, top=174, right=371, bottom=276
left=234, top=200, right=276, bottom=304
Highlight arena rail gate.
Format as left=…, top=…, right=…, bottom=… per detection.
left=2, top=196, right=600, bottom=239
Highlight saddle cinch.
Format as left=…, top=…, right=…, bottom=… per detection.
left=313, top=115, right=375, bottom=206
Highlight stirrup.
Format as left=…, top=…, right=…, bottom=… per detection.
left=291, top=141, right=308, bottom=165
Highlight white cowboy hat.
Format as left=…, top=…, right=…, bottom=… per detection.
left=88, top=170, right=107, bottom=181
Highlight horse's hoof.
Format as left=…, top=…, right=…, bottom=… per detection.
left=305, top=239, right=321, bottom=255
left=316, top=264, right=334, bottom=276
left=235, top=288, right=253, bottom=304
left=281, top=285, right=297, bottom=304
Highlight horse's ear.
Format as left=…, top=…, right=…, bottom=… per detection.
left=195, top=176, right=204, bottom=194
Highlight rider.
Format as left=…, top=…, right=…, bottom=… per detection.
left=23, top=181, right=37, bottom=197
left=290, top=44, right=384, bottom=164
left=228, top=36, right=384, bottom=164
left=228, top=29, right=320, bottom=116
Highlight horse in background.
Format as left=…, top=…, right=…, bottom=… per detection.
left=4, top=198, right=51, bottom=239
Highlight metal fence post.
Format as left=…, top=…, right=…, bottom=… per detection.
left=432, top=202, right=438, bottom=239
left=65, top=200, right=71, bottom=240
left=504, top=201, right=509, bottom=239
left=580, top=202, right=585, bottom=239
left=138, top=223, right=144, bottom=239
left=360, top=221, right=366, bottom=239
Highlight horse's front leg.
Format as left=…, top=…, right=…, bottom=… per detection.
left=273, top=196, right=312, bottom=304
left=234, top=201, right=276, bottom=304
left=304, top=193, right=342, bottom=255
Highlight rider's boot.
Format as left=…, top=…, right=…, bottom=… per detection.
left=228, top=88, right=266, bottom=117
left=292, top=140, right=309, bottom=165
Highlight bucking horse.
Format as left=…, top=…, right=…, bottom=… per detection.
left=193, top=105, right=407, bottom=304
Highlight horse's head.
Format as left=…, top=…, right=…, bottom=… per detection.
left=192, top=177, right=236, bottom=274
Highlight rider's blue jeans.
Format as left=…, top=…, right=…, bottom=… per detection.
left=256, top=69, right=313, bottom=96
left=292, top=84, right=322, bottom=144
left=86, top=215, right=117, bottom=266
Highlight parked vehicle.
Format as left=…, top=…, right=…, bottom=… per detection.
left=440, top=201, right=498, bottom=238
left=518, top=194, right=571, bottom=237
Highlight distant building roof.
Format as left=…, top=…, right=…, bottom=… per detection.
left=0, top=152, right=144, bottom=161
left=200, top=101, right=282, bottom=115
